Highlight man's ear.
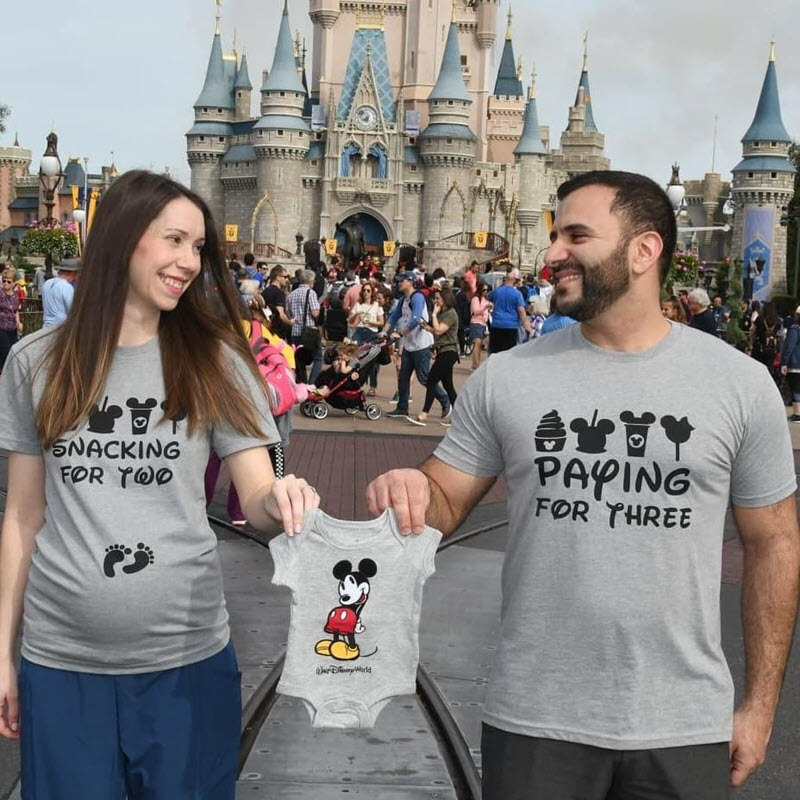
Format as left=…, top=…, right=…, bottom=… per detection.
left=630, top=232, right=664, bottom=278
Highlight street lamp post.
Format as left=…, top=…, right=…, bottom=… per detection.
left=38, top=132, right=64, bottom=275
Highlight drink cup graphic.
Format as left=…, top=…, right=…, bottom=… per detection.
left=126, top=398, right=159, bottom=436
left=619, top=411, right=656, bottom=458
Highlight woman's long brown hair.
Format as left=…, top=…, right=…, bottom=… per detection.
left=36, top=170, right=269, bottom=449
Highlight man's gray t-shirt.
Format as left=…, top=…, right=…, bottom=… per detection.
left=434, top=321, right=796, bottom=749
left=0, top=328, right=279, bottom=673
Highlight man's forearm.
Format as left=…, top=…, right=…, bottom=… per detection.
left=741, top=534, right=800, bottom=715
left=418, top=460, right=493, bottom=538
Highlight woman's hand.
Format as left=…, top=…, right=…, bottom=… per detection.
left=264, top=474, right=321, bottom=536
left=0, top=659, right=20, bottom=740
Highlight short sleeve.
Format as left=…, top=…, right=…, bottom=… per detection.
left=433, top=363, right=503, bottom=477
left=515, top=289, right=525, bottom=308
left=730, top=374, right=796, bottom=507
left=269, top=533, right=298, bottom=589
left=0, top=346, right=43, bottom=455
left=419, top=527, right=443, bottom=580
left=211, top=349, right=280, bottom=459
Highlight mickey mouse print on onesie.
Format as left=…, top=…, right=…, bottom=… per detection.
left=315, top=559, right=378, bottom=661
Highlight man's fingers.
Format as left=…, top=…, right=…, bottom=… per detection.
left=388, top=479, right=413, bottom=535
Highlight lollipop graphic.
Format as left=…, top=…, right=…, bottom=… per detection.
left=660, top=415, right=695, bottom=461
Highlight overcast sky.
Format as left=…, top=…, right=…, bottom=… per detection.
left=2, top=0, right=797, bottom=189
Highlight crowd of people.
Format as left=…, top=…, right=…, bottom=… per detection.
left=0, top=167, right=798, bottom=799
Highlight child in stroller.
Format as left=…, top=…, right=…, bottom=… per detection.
left=300, top=341, right=385, bottom=420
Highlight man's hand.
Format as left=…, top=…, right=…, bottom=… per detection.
left=729, top=704, right=774, bottom=787
left=366, top=468, right=430, bottom=535
left=0, top=660, right=19, bottom=740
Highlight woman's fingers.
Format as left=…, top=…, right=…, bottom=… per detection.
left=0, top=687, right=20, bottom=740
left=268, top=476, right=320, bottom=536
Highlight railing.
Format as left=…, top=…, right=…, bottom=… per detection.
left=20, top=297, right=44, bottom=336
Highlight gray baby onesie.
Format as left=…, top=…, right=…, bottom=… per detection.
left=271, top=508, right=441, bottom=729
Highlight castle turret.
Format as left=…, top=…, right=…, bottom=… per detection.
left=187, top=9, right=235, bottom=231
left=514, top=70, right=550, bottom=269
left=234, top=52, right=253, bottom=121
left=420, top=22, right=476, bottom=244
left=473, top=0, right=500, bottom=160
left=309, top=0, right=341, bottom=104
left=731, top=43, right=796, bottom=299
left=550, top=36, right=610, bottom=177
left=487, top=7, right=526, bottom=164
left=0, top=134, right=32, bottom=232
left=253, top=0, right=310, bottom=251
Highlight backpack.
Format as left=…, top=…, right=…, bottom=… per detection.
left=249, top=320, right=297, bottom=417
left=764, top=321, right=781, bottom=359
left=413, top=290, right=434, bottom=321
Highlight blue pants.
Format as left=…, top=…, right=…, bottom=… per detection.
left=19, top=641, right=241, bottom=800
left=397, top=347, right=448, bottom=414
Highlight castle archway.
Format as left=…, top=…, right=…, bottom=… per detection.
left=334, top=207, right=393, bottom=258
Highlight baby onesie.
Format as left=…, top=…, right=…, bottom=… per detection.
left=270, top=507, right=441, bottom=729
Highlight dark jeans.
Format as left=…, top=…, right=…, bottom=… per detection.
left=489, top=326, right=518, bottom=354
left=397, top=347, right=448, bottom=414
left=422, top=349, right=458, bottom=413
left=481, top=724, right=730, bottom=800
left=0, top=328, right=18, bottom=372
left=291, top=334, right=323, bottom=384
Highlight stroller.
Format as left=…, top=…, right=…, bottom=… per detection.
left=299, top=341, right=389, bottom=421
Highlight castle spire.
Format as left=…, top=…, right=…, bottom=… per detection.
left=235, top=51, right=252, bottom=90
left=515, top=66, right=547, bottom=156
left=506, top=5, right=513, bottom=41
left=574, top=34, right=597, bottom=132
left=13, top=132, right=20, bottom=147
left=215, top=0, right=222, bottom=36
left=493, top=13, right=523, bottom=97
left=429, top=22, right=471, bottom=103
left=262, top=0, right=306, bottom=94
left=195, top=14, right=234, bottom=108
left=741, top=42, right=791, bottom=143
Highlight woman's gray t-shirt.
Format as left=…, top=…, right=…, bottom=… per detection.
left=0, top=328, right=279, bottom=674
left=434, top=321, right=796, bottom=749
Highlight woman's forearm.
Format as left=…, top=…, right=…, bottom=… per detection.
left=0, top=518, right=38, bottom=660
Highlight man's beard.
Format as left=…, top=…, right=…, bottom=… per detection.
left=554, top=240, right=630, bottom=322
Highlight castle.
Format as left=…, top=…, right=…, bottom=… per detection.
left=187, top=0, right=611, bottom=272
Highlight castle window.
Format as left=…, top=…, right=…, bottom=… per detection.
left=409, top=137, right=416, bottom=145
left=280, top=91, right=286, bottom=97
left=237, top=92, right=242, bottom=99
left=258, top=130, right=263, bottom=137
left=771, top=141, right=778, bottom=147
left=410, top=166, right=417, bottom=172
left=411, top=51, right=415, bottom=69
left=477, top=169, right=482, bottom=176
left=494, top=171, right=499, bottom=178
left=202, top=107, right=208, bottom=113
left=461, top=56, right=467, bottom=66
left=199, top=136, right=206, bottom=142
left=748, top=172, right=755, bottom=178
left=218, top=108, right=223, bottom=114
left=447, top=138, right=453, bottom=144
left=448, top=101, right=454, bottom=107
left=277, top=130, right=285, bottom=136
left=311, top=160, right=318, bottom=166
left=316, top=133, right=323, bottom=140
left=24, top=212, right=31, bottom=224
left=753, top=142, right=760, bottom=148
left=771, top=172, right=778, bottom=178
left=218, top=137, right=225, bottom=142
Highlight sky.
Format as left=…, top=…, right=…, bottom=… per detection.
left=1, top=0, right=798, bottom=189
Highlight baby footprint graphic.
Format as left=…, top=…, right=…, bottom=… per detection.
left=122, top=543, right=155, bottom=575
left=103, top=544, right=132, bottom=578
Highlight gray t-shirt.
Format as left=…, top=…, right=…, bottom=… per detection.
left=434, top=321, right=796, bottom=749
left=0, top=328, right=279, bottom=673
left=271, top=508, right=440, bottom=728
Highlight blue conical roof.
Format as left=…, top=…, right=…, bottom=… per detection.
left=515, top=92, right=547, bottom=156
left=195, top=33, right=234, bottom=108
left=429, top=23, right=471, bottom=104
left=235, top=53, right=252, bottom=90
left=742, top=56, right=791, bottom=143
left=262, top=1, right=306, bottom=95
left=575, top=69, right=597, bottom=132
left=494, top=38, right=523, bottom=97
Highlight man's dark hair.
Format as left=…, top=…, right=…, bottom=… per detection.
left=556, top=171, right=677, bottom=284
left=244, top=252, right=255, bottom=267
left=270, top=265, right=284, bottom=281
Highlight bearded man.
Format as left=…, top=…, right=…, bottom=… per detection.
left=366, top=171, right=799, bottom=799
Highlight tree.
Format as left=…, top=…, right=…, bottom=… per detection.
left=786, top=143, right=800, bottom=298
left=0, top=103, right=9, bottom=134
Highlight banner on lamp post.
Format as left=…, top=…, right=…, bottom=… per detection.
left=383, top=240, right=396, bottom=258
left=473, top=230, right=489, bottom=249
left=325, top=238, right=338, bottom=257
left=225, top=224, right=239, bottom=243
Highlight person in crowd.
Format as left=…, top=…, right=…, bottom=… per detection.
left=469, top=281, right=492, bottom=370
left=687, top=288, right=718, bottom=336
left=241, top=252, right=262, bottom=288
left=341, top=272, right=361, bottom=313
left=238, top=278, right=261, bottom=304
left=286, top=269, right=322, bottom=383
left=323, top=295, right=348, bottom=343
left=711, top=294, right=729, bottom=337
left=0, top=267, right=23, bottom=372
left=41, top=258, right=81, bottom=327
left=528, top=294, right=550, bottom=339
left=751, top=300, right=782, bottom=379
left=739, top=298, right=753, bottom=335
left=678, top=288, right=693, bottom=323
left=780, top=305, right=800, bottom=423
left=382, top=272, right=449, bottom=420
left=313, top=341, right=361, bottom=397
left=407, top=288, right=459, bottom=427
left=262, top=265, right=293, bottom=341
left=0, top=170, right=318, bottom=797
left=228, top=252, right=242, bottom=283
left=366, top=170, right=799, bottom=799
left=661, top=295, right=688, bottom=324
left=257, top=262, right=269, bottom=285
left=463, top=261, right=479, bottom=298
left=539, top=294, right=578, bottom=335
left=349, top=282, right=384, bottom=395
left=14, top=275, right=28, bottom=312
left=487, top=266, right=531, bottom=353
